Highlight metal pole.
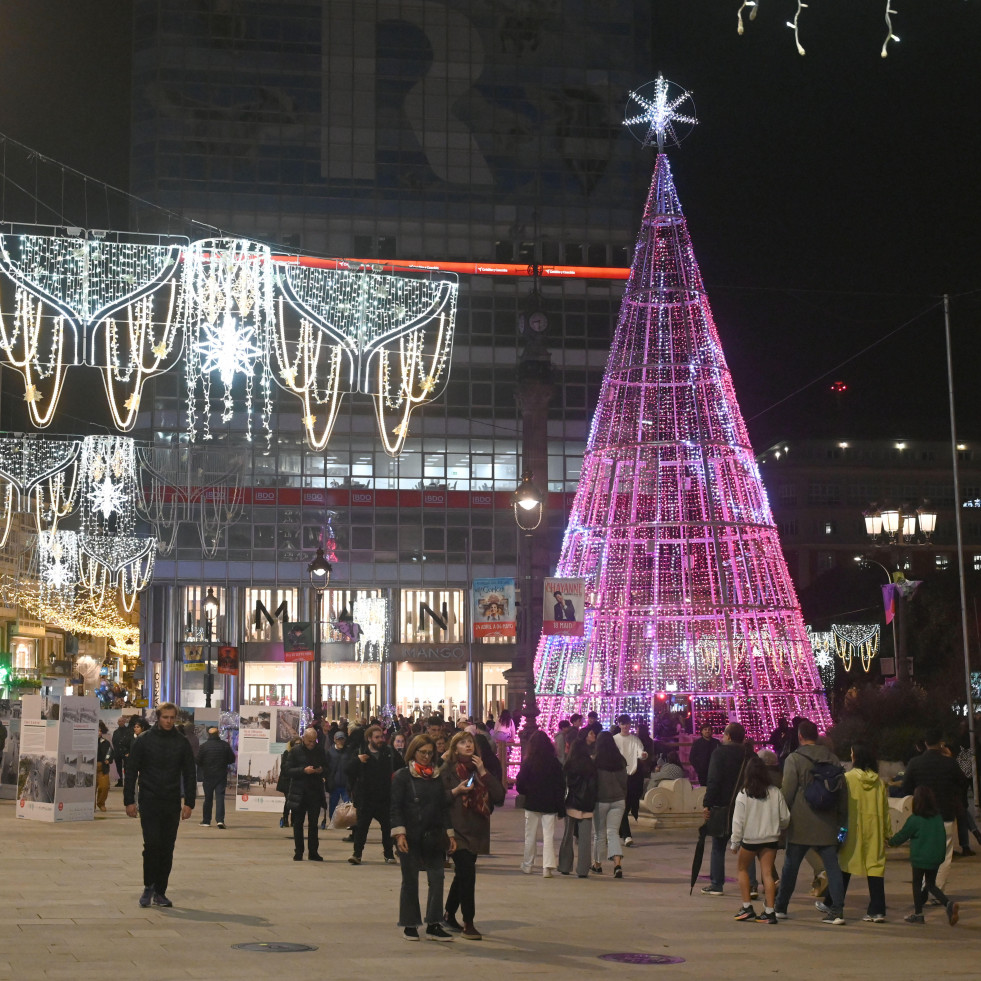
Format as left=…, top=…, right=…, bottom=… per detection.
left=314, top=587, right=323, bottom=718
left=944, top=294, right=980, bottom=811
left=204, top=613, right=213, bottom=708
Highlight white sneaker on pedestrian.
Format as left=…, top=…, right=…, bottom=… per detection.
left=543, top=868, right=553, bottom=878
left=624, top=836, right=634, bottom=846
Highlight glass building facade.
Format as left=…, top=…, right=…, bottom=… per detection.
left=129, top=0, right=653, bottom=718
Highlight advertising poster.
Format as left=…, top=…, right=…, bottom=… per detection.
left=236, top=705, right=293, bottom=812
left=183, top=645, right=206, bottom=671
left=217, top=645, right=239, bottom=676
left=472, top=578, right=516, bottom=639
left=0, top=699, right=21, bottom=800
left=17, top=695, right=99, bottom=822
left=283, top=622, right=314, bottom=662
left=543, top=577, right=586, bottom=636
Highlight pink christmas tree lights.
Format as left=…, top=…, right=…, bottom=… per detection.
left=534, top=112, right=831, bottom=739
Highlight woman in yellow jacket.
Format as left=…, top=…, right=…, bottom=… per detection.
left=820, top=742, right=890, bottom=922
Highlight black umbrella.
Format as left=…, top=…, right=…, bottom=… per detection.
left=689, top=821, right=709, bottom=894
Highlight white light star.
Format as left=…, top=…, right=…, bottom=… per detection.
left=87, top=475, right=125, bottom=521
left=814, top=650, right=834, bottom=671
left=196, top=312, right=262, bottom=387
left=624, top=75, right=697, bottom=151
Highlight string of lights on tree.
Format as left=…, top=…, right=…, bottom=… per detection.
left=736, top=1, right=902, bottom=57
left=533, top=77, right=832, bottom=740
left=0, top=229, right=458, bottom=453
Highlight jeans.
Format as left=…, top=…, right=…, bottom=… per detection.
left=776, top=842, right=844, bottom=915
left=558, top=816, right=593, bottom=877
left=592, top=801, right=625, bottom=863
left=826, top=871, right=885, bottom=917
left=710, top=834, right=757, bottom=892
left=328, top=786, right=350, bottom=819
left=138, top=795, right=182, bottom=893
left=935, top=821, right=955, bottom=889
left=445, top=848, right=478, bottom=923
left=292, top=797, right=322, bottom=856
left=522, top=811, right=558, bottom=872
left=397, top=845, right=445, bottom=927
left=353, top=802, right=393, bottom=859
left=201, top=776, right=227, bottom=825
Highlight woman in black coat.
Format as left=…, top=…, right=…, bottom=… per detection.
left=390, top=734, right=456, bottom=942
left=558, top=736, right=599, bottom=877
left=516, top=730, right=565, bottom=877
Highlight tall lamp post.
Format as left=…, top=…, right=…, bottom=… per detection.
left=203, top=587, right=219, bottom=708
left=307, top=546, right=331, bottom=718
left=511, top=470, right=544, bottom=724
left=860, top=502, right=937, bottom=683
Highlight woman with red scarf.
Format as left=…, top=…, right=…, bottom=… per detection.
left=439, top=730, right=505, bottom=940
left=390, top=735, right=456, bottom=942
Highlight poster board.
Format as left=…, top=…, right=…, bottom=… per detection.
left=235, top=705, right=300, bottom=812
left=543, top=577, right=585, bottom=636
left=0, top=699, right=20, bottom=801
left=16, top=694, right=99, bottom=822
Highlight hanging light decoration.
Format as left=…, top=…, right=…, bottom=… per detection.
left=181, top=238, right=276, bottom=444
left=35, top=528, right=81, bottom=606
left=353, top=596, right=389, bottom=663
left=0, top=433, right=81, bottom=545
left=832, top=623, right=880, bottom=672
left=0, top=227, right=185, bottom=428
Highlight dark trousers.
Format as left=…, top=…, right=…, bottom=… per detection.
left=353, top=801, right=393, bottom=859
left=329, top=786, right=350, bottom=818
left=445, top=848, right=478, bottom=922
left=201, top=777, right=227, bottom=825
left=558, top=816, right=593, bottom=877
left=114, top=753, right=125, bottom=783
left=139, top=796, right=182, bottom=893
left=912, top=867, right=949, bottom=914
left=292, top=797, right=322, bottom=856
left=825, top=870, right=885, bottom=916
left=397, top=845, right=445, bottom=927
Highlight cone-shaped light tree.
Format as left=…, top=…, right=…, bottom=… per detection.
left=534, top=78, right=831, bottom=739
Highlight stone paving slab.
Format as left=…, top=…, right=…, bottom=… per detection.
left=1, top=789, right=978, bottom=980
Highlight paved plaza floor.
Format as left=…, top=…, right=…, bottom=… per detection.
left=1, top=788, right=978, bottom=980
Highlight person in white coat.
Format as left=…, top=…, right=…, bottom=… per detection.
left=729, top=754, right=790, bottom=924
left=613, top=714, right=648, bottom=845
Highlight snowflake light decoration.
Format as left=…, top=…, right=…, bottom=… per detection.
left=86, top=474, right=126, bottom=522
left=624, top=75, right=697, bottom=151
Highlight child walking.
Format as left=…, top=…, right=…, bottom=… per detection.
left=888, top=785, right=960, bottom=925
left=729, top=754, right=790, bottom=924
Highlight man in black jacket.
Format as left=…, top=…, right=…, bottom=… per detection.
left=124, top=703, right=197, bottom=908
left=700, top=722, right=751, bottom=896
left=111, top=716, right=132, bottom=786
left=286, top=727, right=329, bottom=860
left=196, top=727, right=236, bottom=829
left=689, top=724, right=721, bottom=787
left=901, top=728, right=969, bottom=891
left=347, top=724, right=396, bottom=865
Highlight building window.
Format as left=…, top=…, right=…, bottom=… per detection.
left=974, top=555, right=981, bottom=572
left=824, top=521, right=835, bottom=536
left=817, top=551, right=835, bottom=572
left=399, top=589, right=465, bottom=644
left=244, top=588, right=299, bottom=642
left=778, top=484, right=797, bottom=506
left=777, top=520, right=798, bottom=537
left=935, top=554, right=949, bottom=571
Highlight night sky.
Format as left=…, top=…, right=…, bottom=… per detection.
left=0, top=1, right=979, bottom=448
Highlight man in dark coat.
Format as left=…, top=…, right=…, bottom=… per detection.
left=347, top=724, right=395, bottom=864
left=111, top=716, right=132, bottom=786
left=196, top=727, right=236, bottom=829
left=286, top=727, right=328, bottom=860
left=700, top=722, right=750, bottom=896
left=689, top=724, right=721, bottom=787
left=124, top=703, right=197, bottom=908
left=900, top=727, right=969, bottom=892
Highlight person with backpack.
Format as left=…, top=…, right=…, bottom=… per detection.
left=773, top=719, right=849, bottom=924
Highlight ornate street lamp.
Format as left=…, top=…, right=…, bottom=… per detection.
left=203, top=587, right=219, bottom=708
left=512, top=470, right=543, bottom=532
left=307, top=546, right=331, bottom=716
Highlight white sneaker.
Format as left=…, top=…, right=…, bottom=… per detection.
left=520, top=865, right=533, bottom=874
left=624, top=836, right=634, bottom=846
left=543, top=868, right=553, bottom=878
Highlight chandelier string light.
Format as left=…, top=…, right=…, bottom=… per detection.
left=832, top=623, right=880, bottom=672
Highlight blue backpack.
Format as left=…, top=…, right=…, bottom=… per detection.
left=803, top=759, right=845, bottom=811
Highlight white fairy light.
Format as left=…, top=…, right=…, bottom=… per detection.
left=353, top=596, right=389, bottom=663
left=786, top=1, right=808, bottom=56
left=0, top=433, right=81, bottom=540
left=881, top=2, right=899, bottom=58
left=623, top=74, right=697, bottom=151
left=736, top=1, right=758, bottom=35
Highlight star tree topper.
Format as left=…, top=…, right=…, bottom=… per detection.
left=623, top=75, right=698, bottom=151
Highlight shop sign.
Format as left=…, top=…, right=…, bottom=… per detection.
left=390, top=643, right=515, bottom=663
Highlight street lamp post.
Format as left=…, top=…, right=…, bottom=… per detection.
left=511, top=470, right=544, bottom=724
left=203, top=587, right=219, bottom=708
left=860, top=502, right=937, bottom=683
left=307, top=546, right=331, bottom=719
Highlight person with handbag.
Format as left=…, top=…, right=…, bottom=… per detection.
left=390, top=734, right=456, bottom=942
left=700, top=722, right=752, bottom=896
left=346, top=724, right=396, bottom=865
left=440, top=730, right=505, bottom=940
left=285, top=727, right=329, bottom=861
left=516, top=730, right=565, bottom=877
left=558, top=736, right=598, bottom=877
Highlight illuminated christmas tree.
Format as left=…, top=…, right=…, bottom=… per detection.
left=534, top=78, right=831, bottom=739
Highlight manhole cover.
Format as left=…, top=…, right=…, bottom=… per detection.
left=232, top=942, right=319, bottom=953
left=599, top=954, right=685, bottom=965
